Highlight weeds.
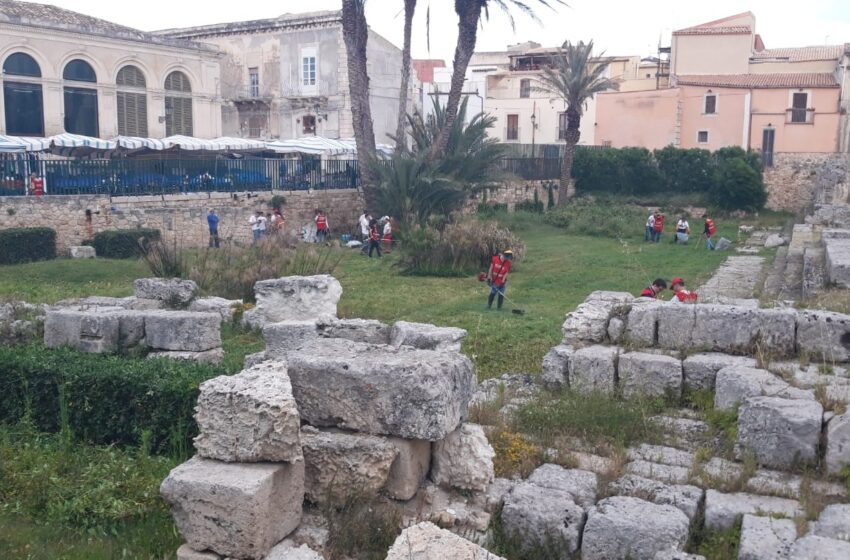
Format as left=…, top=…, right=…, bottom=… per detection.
left=488, top=427, right=544, bottom=478
left=139, top=237, right=188, bottom=279
left=321, top=492, right=402, bottom=560
left=688, top=517, right=742, bottom=560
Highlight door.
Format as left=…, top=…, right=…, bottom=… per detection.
left=506, top=114, right=519, bottom=141
left=762, top=128, right=775, bottom=167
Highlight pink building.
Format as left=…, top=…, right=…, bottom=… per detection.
left=595, top=12, right=850, bottom=161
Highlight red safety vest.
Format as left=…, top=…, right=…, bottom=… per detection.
left=316, top=215, right=328, bottom=230
left=369, top=225, right=380, bottom=241
left=705, top=219, right=716, bottom=237
left=640, top=286, right=657, bottom=298
left=674, top=289, right=698, bottom=303
left=31, top=177, right=44, bottom=196
left=492, top=259, right=511, bottom=286
left=653, top=216, right=664, bottom=233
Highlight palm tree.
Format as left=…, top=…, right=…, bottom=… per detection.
left=341, top=0, right=379, bottom=207
left=534, top=40, right=619, bottom=206
left=395, top=0, right=417, bottom=152
left=427, top=0, right=564, bottom=163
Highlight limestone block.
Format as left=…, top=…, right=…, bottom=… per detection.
left=618, top=352, right=683, bottom=400
left=385, top=522, right=506, bottom=560
left=316, top=318, right=390, bottom=345
left=608, top=316, right=626, bottom=343
left=188, top=297, right=241, bottom=323
left=263, top=321, right=320, bottom=356
left=562, top=291, right=632, bottom=345
left=764, top=233, right=787, bottom=248
left=69, top=245, right=95, bottom=258
left=148, top=348, right=224, bottom=364
left=143, top=310, right=221, bottom=352
left=541, top=344, right=573, bottom=389
left=526, top=463, right=598, bottom=508
left=624, top=300, right=662, bottom=346
left=626, top=444, right=695, bottom=468
left=808, top=504, right=850, bottom=541
left=704, top=490, right=802, bottom=530
left=160, top=456, right=304, bottom=559
left=688, top=305, right=796, bottom=356
left=581, top=496, right=690, bottom=560
left=385, top=437, right=431, bottom=500
left=300, top=426, right=397, bottom=503
left=285, top=338, right=475, bottom=440
left=653, top=553, right=706, bottom=560
left=656, top=304, right=696, bottom=350
left=826, top=238, right=850, bottom=288
left=568, top=345, right=618, bottom=395
left=431, top=423, right=494, bottom=492
left=736, top=396, right=823, bottom=470
left=243, top=275, right=342, bottom=328
left=739, top=514, right=797, bottom=560
left=44, top=308, right=120, bottom=353
left=796, top=310, right=850, bottom=363
left=194, top=362, right=301, bottom=463
left=390, top=321, right=467, bottom=352
left=826, top=412, right=850, bottom=476
left=485, top=478, right=516, bottom=513
left=243, top=351, right=269, bottom=368
left=682, top=353, right=757, bottom=392
left=714, top=366, right=814, bottom=411
left=133, top=277, right=198, bottom=306
left=788, top=535, right=850, bottom=558
left=501, top=481, right=585, bottom=557
left=176, top=544, right=220, bottom=560
left=608, top=474, right=703, bottom=521
left=264, top=542, right=323, bottom=560
left=625, top=460, right=691, bottom=485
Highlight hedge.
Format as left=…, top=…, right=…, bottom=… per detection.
left=91, top=228, right=161, bottom=259
left=0, top=344, right=225, bottom=454
left=0, top=227, right=56, bottom=264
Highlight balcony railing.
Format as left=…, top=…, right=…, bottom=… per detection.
left=787, top=108, right=814, bottom=124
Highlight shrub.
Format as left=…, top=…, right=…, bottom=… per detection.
left=654, top=146, right=715, bottom=193
left=477, top=202, right=508, bottom=217
left=0, top=344, right=225, bottom=455
left=139, top=237, right=188, bottom=278
left=0, top=227, right=56, bottom=264
left=91, top=228, right=161, bottom=259
left=572, top=147, right=664, bottom=195
left=515, top=189, right=544, bottom=213
left=710, top=158, right=767, bottom=212
left=543, top=196, right=648, bottom=238
left=715, top=146, right=762, bottom=174
left=270, top=194, right=286, bottom=210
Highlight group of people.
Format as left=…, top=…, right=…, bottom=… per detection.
left=645, top=212, right=717, bottom=250
left=640, top=277, right=698, bottom=303
left=357, top=210, right=393, bottom=258
left=248, top=208, right=286, bottom=244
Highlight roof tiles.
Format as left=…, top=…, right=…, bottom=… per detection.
left=751, top=46, right=844, bottom=62
left=675, top=73, right=838, bottom=89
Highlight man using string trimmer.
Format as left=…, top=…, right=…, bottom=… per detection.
left=486, top=249, right=513, bottom=310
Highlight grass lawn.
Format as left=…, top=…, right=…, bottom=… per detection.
left=0, top=258, right=147, bottom=303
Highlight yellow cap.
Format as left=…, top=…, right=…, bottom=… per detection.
left=503, top=249, right=513, bottom=255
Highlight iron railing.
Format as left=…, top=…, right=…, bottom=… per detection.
left=499, top=157, right=561, bottom=180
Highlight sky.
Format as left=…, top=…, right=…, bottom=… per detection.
left=37, top=0, right=850, bottom=64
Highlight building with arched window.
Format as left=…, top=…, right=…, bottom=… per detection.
left=0, top=0, right=222, bottom=138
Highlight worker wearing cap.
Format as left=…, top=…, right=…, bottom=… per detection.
left=639, top=278, right=668, bottom=299
left=671, top=277, right=698, bottom=303
left=486, top=249, right=513, bottom=310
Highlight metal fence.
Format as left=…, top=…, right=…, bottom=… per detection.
left=498, top=157, right=561, bottom=180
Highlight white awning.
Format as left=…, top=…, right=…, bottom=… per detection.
left=212, top=136, right=267, bottom=151
left=50, top=133, right=117, bottom=150
left=114, top=136, right=174, bottom=151
left=0, top=135, right=51, bottom=152
left=265, top=136, right=357, bottom=156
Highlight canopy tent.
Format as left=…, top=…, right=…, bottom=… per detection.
left=114, top=136, right=174, bottom=151
left=266, top=136, right=357, bottom=156
left=50, top=133, right=117, bottom=151
left=0, top=135, right=51, bottom=153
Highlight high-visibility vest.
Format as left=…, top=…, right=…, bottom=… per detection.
left=369, top=225, right=380, bottom=241
left=705, top=219, right=716, bottom=236
left=492, top=259, right=511, bottom=285
left=640, top=286, right=656, bottom=298
left=653, top=216, right=664, bottom=232
left=316, top=215, right=328, bottom=230
left=674, top=289, right=698, bottom=303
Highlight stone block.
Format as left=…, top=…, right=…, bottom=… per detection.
left=265, top=542, right=323, bottom=560
left=568, top=345, right=618, bottom=395
left=625, top=460, right=691, bottom=485
left=682, top=353, right=757, bottom=393
left=69, top=245, right=96, bottom=258
left=653, top=553, right=706, bottom=560
left=738, top=514, right=797, bottom=560
left=826, top=238, right=850, bottom=288
left=608, top=474, right=703, bottom=521
left=688, top=305, right=796, bottom=356
left=714, top=366, right=814, bottom=411
left=541, top=344, right=572, bottom=389
left=562, top=291, right=632, bottom=346
left=188, top=297, right=241, bottom=323
left=194, top=362, right=301, bottom=463
left=385, top=522, right=506, bottom=560
left=526, top=463, right=598, bottom=508
left=285, top=338, right=475, bottom=440
left=501, top=481, right=585, bottom=557
left=160, top=456, right=304, bottom=559
left=608, top=316, right=626, bottom=343
left=581, top=496, right=690, bottom=560
left=788, top=535, right=850, bottom=558
left=133, top=277, right=198, bottom=306
left=736, top=396, right=823, bottom=470
left=618, top=352, right=683, bottom=400
left=431, top=423, right=494, bottom=492
left=826, top=412, right=850, bottom=476
left=390, top=321, right=467, bottom=352
left=44, top=308, right=120, bottom=353
left=143, top=310, right=221, bottom=352
left=704, top=490, right=802, bottom=530
left=148, top=348, right=224, bottom=364
left=243, top=275, right=342, bottom=328
left=243, top=351, right=268, bottom=368
left=627, top=444, right=695, bottom=468
left=176, top=544, right=220, bottom=560
left=300, top=426, right=397, bottom=503
left=656, top=304, right=696, bottom=350
left=808, top=503, right=850, bottom=541
left=624, top=300, right=661, bottom=346
left=797, top=310, right=850, bottom=363
left=317, top=318, right=390, bottom=345
left=263, top=321, right=319, bottom=356
left=764, top=233, right=787, bottom=248
left=385, top=437, right=431, bottom=501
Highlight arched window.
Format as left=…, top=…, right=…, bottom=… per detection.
left=116, top=65, right=148, bottom=137
left=63, top=59, right=98, bottom=136
left=164, top=71, right=192, bottom=136
left=2, top=52, right=44, bottom=136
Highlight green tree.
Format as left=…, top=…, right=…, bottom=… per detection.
left=711, top=158, right=767, bottom=211
left=533, top=40, right=620, bottom=206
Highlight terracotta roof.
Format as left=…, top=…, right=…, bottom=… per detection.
left=676, top=73, right=839, bottom=88
left=412, top=59, right=446, bottom=83
left=673, top=25, right=751, bottom=36
left=751, top=45, right=844, bottom=62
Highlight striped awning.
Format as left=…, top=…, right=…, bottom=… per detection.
left=114, top=136, right=175, bottom=151
left=0, top=135, right=51, bottom=152
left=212, top=136, right=267, bottom=151
left=50, top=133, right=117, bottom=150
left=340, top=138, right=395, bottom=158
left=265, top=136, right=358, bottom=156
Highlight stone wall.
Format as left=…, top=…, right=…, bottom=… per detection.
left=467, top=180, right=560, bottom=211
left=764, top=153, right=850, bottom=212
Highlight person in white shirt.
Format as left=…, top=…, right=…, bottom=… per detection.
left=358, top=210, right=371, bottom=254
left=674, top=216, right=690, bottom=244
left=249, top=210, right=267, bottom=244
left=381, top=216, right=393, bottom=253
left=645, top=213, right=655, bottom=242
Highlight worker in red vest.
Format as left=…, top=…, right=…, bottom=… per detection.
left=315, top=209, right=329, bottom=242
left=703, top=215, right=717, bottom=250
left=671, top=277, right=698, bottom=303
left=639, top=278, right=667, bottom=299
left=652, top=212, right=664, bottom=243
left=367, top=218, right=382, bottom=258
left=29, top=172, right=44, bottom=197
left=487, top=249, right=513, bottom=310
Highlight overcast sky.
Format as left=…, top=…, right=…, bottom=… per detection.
left=40, top=0, right=850, bottom=63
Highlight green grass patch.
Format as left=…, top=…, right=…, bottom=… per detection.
left=689, top=518, right=742, bottom=560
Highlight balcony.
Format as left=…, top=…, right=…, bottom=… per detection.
left=232, top=87, right=273, bottom=102
left=280, top=82, right=335, bottom=98
left=786, top=107, right=814, bottom=124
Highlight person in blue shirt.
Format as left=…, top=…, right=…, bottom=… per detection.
left=207, top=209, right=220, bottom=248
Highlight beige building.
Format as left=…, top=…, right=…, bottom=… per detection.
left=0, top=0, right=223, bottom=139
left=157, top=11, right=413, bottom=143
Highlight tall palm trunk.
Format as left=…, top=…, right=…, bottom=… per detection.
left=395, top=0, right=416, bottom=151
left=426, top=0, right=481, bottom=163
left=342, top=0, right=378, bottom=209
left=557, top=107, right=581, bottom=207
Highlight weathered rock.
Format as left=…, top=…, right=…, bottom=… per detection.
left=148, top=348, right=224, bottom=364
left=608, top=316, right=626, bottom=343
left=69, top=245, right=96, bottom=258
left=194, top=362, right=301, bottom=463
left=470, top=373, right=540, bottom=407
left=385, top=437, right=431, bottom=501
left=263, top=321, right=320, bottom=355
left=653, top=552, right=706, bottom=560
left=808, top=503, right=850, bottom=541
left=561, top=291, right=632, bottom=345
left=317, top=318, right=390, bottom=345
left=714, top=366, right=814, bottom=411
left=627, top=444, right=695, bottom=468
left=431, top=423, right=494, bottom=492
left=682, top=353, right=757, bottom=392
left=133, top=278, right=198, bottom=306
left=689, top=305, right=796, bottom=356
left=160, top=456, right=304, bottom=559
left=243, top=275, right=342, bottom=328
left=738, top=514, right=797, bottom=560
left=526, top=463, right=597, bottom=508
left=626, top=460, right=691, bottom=485
left=825, top=236, right=850, bottom=288
left=541, top=344, right=573, bottom=389
left=608, top=474, right=703, bottom=521
left=44, top=308, right=121, bottom=353
left=188, top=297, right=241, bottom=323
left=764, top=234, right=787, bottom=248
left=501, top=481, right=585, bottom=557
left=285, top=338, right=475, bottom=440
left=736, top=396, right=823, bottom=470
left=300, top=426, right=397, bottom=503
left=652, top=415, right=714, bottom=451
left=796, top=310, right=850, bottom=363
left=656, top=304, right=697, bottom=350
left=390, top=321, right=467, bottom=352
left=264, top=542, right=323, bottom=560
left=176, top=544, right=220, bottom=560
left=485, top=478, right=516, bottom=512
left=385, top=522, right=506, bottom=560
left=568, top=345, right=618, bottom=395
left=618, top=352, right=683, bottom=400
left=624, top=300, right=662, bottom=346
left=143, top=310, right=221, bottom=352
left=788, top=535, right=850, bottom=558
left=826, top=412, right=850, bottom=476
left=243, top=351, right=269, bottom=368
left=704, top=490, right=802, bottom=530
left=582, top=496, right=690, bottom=560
